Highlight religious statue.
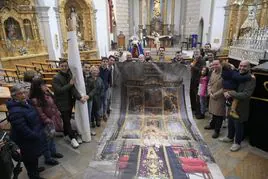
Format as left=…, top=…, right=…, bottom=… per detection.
left=241, top=5, right=258, bottom=29
left=68, top=7, right=80, bottom=33
left=153, top=0, right=161, bottom=19
left=147, top=32, right=167, bottom=55
left=128, top=35, right=144, bottom=58
left=7, top=24, right=16, bottom=40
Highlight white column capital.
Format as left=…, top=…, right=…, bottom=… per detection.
left=36, top=6, right=50, bottom=22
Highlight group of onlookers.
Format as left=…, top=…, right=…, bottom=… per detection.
left=190, top=44, right=256, bottom=152
left=1, top=55, right=115, bottom=178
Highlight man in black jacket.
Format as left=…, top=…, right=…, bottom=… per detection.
left=99, top=57, right=112, bottom=121
left=52, top=60, right=88, bottom=148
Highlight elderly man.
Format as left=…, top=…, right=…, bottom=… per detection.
left=204, top=60, right=226, bottom=138
left=220, top=60, right=256, bottom=152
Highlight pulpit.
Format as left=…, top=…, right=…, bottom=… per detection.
left=248, top=62, right=268, bottom=152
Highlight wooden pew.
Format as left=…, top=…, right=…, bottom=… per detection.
left=81, top=59, right=102, bottom=66
left=43, top=78, right=53, bottom=86
left=41, top=72, right=57, bottom=79
left=0, top=68, right=19, bottom=82
left=32, top=62, right=53, bottom=72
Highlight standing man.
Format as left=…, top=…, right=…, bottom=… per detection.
left=204, top=60, right=226, bottom=138
left=99, top=57, right=112, bottom=121
left=52, top=60, right=88, bottom=148
left=221, top=60, right=256, bottom=152
left=82, top=62, right=96, bottom=136
left=107, top=55, right=116, bottom=115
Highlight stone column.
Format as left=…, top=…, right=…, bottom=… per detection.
left=162, top=0, right=168, bottom=35
left=54, top=7, right=64, bottom=55
left=36, top=6, right=56, bottom=60
left=221, top=6, right=231, bottom=49
left=170, top=0, right=175, bottom=34
left=138, top=0, right=143, bottom=40
left=139, top=0, right=143, bottom=26
left=146, top=0, right=151, bottom=35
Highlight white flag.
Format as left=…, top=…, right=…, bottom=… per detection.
left=67, top=31, right=91, bottom=142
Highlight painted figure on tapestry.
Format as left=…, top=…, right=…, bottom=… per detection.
left=128, top=94, right=143, bottom=113
left=145, top=88, right=162, bottom=107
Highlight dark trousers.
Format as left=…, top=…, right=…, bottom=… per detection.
left=60, top=110, right=75, bottom=139
left=228, top=118, right=244, bottom=145
left=43, top=138, right=56, bottom=162
left=23, top=157, right=39, bottom=179
left=210, top=115, right=224, bottom=133
left=190, top=82, right=200, bottom=114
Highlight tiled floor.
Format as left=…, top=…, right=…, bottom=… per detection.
left=4, top=113, right=268, bottom=179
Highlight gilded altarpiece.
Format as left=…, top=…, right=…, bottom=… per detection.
left=0, top=0, right=48, bottom=68
left=224, top=0, right=268, bottom=47
left=59, top=0, right=98, bottom=60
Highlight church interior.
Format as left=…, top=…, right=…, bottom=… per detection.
left=0, top=0, right=268, bottom=179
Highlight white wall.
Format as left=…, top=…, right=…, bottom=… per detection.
left=210, top=0, right=227, bottom=49
left=93, top=0, right=109, bottom=57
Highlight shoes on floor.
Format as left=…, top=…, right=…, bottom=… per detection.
left=91, top=131, right=96, bottom=136
left=37, top=167, right=45, bottom=173
left=219, top=136, right=234, bottom=143
left=230, top=144, right=241, bottom=152
left=76, top=136, right=83, bottom=144
left=51, top=153, right=64, bottom=158
left=71, top=138, right=79, bottom=148
left=196, top=114, right=205, bottom=119
left=230, top=110, right=239, bottom=119
left=204, top=125, right=214, bottom=130
left=212, top=132, right=219, bottom=138
left=45, top=158, right=59, bottom=166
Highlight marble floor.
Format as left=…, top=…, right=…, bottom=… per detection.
left=5, top=114, right=268, bottom=179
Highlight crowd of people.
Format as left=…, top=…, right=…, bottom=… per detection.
left=189, top=44, right=256, bottom=152
left=0, top=56, right=115, bottom=178
left=0, top=44, right=257, bottom=178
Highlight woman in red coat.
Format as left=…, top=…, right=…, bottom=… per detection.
left=30, top=78, right=64, bottom=166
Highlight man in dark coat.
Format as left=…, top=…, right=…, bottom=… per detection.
left=52, top=60, right=87, bottom=148
left=6, top=83, right=46, bottom=179
left=99, top=57, right=112, bottom=121
left=90, top=66, right=105, bottom=127
left=221, top=60, right=256, bottom=152
left=82, top=62, right=97, bottom=135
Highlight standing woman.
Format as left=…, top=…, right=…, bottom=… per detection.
left=6, top=83, right=45, bottom=179
left=30, top=78, right=64, bottom=165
